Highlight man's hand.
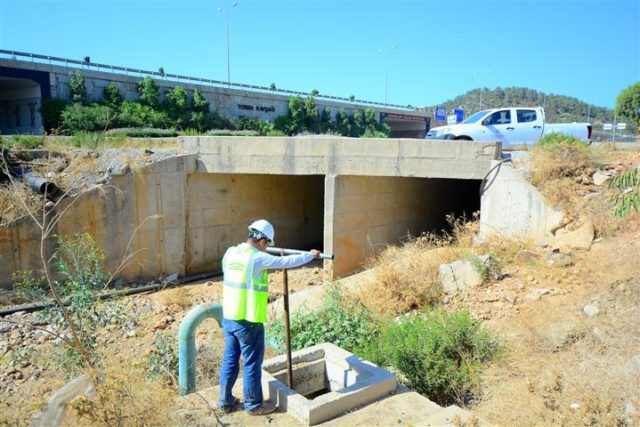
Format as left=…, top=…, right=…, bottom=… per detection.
left=310, top=249, right=321, bottom=259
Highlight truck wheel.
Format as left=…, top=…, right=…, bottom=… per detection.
left=454, top=136, right=473, bottom=141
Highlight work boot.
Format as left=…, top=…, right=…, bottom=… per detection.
left=219, top=397, right=240, bottom=414
left=248, top=403, right=276, bottom=416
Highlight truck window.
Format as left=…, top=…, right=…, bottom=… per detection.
left=517, top=109, right=537, bottom=123
left=485, top=110, right=511, bottom=125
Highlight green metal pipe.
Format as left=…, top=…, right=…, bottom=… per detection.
left=178, top=303, right=223, bottom=396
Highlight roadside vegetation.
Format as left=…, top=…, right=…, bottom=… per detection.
left=39, top=72, right=390, bottom=139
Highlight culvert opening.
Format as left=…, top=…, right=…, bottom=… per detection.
left=185, top=173, right=325, bottom=275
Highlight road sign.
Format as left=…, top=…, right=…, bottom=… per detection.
left=454, top=109, right=464, bottom=123
left=616, top=122, right=627, bottom=130
left=603, top=123, right=613, bottom=130
left=434, top=106, right=447, bottom=121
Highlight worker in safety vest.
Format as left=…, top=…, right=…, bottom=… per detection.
left=218, top=219, right=320, bottom=415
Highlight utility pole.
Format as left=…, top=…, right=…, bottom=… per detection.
left=217, top=2, right=238, bottom=87
left=378, top=45, right=397, bottom=106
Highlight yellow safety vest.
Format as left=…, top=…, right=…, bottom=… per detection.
left=222, top=244, right=269, bottom=324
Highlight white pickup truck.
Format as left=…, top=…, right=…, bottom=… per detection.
left=426, top=107, right=592, bottom=145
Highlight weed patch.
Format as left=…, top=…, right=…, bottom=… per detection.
left=267, top=285, right=379, bottom=354
left=358, top=307, right=502, bottom=406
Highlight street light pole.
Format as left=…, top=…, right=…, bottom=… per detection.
left=378, top=45, right=397, bottom=106
left=217, top=2, right=237, bottom=87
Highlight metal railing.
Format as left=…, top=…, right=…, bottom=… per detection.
left=0, top=48, right=418, bottom=112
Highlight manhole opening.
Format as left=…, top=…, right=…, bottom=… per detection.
left=267, top=350, right=366, bottom=401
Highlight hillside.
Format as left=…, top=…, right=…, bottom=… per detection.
left=429, top=87, right=613, bottom=127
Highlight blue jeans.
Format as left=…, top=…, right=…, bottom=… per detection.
left=219, top=318, right=265, bottom=412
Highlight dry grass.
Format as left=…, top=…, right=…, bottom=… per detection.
left=0, top=181, right=43, bottom=227
left=474, top=238, right=640, bottom=426
left=356, top=218, right=530, bottom=318
left=65, top=363, right=178, bottom=427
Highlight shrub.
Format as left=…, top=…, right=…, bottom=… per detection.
left=61, top=103, right=114, bottom=134
left=530, top=133, right=591, bottom=184
left=267, top=286, right=379, bottom=354
left=40, top=98, right=68, bottom=132
left=117, top=101, right=168, bottom=129
left=358, top=308, right=501, bottom=406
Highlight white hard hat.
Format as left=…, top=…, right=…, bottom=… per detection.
left=248, top=219, right=275, bottom=246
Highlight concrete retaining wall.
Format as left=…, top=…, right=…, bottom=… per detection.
left=0, top=137, right=498, bottom=287
left=0, top=155, right=196, bottom=287
left=479, top=160, right=563, bottom=244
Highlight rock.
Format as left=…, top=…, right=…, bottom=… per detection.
left=10, top=330, right=22, bottom=341
left=37, top=335, right=48, bottom=344
left=547, top=251, right=575, bottom=268
left=625, top=400, right=637, bottom=415
left=540, top=320, right=585, bottom=350
left=583, top=304, right=600, bottom=317
left=0, top=323, right=12, bottom=333
left=592, top=170, right=613, bottom=186
left=553, top=218, right=595, bottom=251
left=515, top=250, right=542, bottom=264
left=438, top=256, right=496, bottom=294
left=525, top=288, right=551, bottom=301
left=503, top=292, right=517, bottom=305
left=619, top=355, right=640, bottom=377
left=570, top=403, right=581, bottom=410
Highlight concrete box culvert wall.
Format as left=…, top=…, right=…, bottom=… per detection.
left=325, top=175, right=481, bottom=278
left=186, top=173, right=324, bottom=275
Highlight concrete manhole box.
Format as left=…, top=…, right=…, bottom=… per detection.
left=262, top=342, right=396, bottom=425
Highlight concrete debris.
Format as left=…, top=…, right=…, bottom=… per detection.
left=552, top=218, right=595, bottom=252
left=592, top=170, right=613, bottom=186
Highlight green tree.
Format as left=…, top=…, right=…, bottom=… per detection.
left=287, top=95, right=305, bottom=134
left=191, top=89, right=209, bottom=113
left=334, top=108, right=350, bottom=136
left=69, top=71, right=87, bottom=104
left=103, top=83, right=124, bottom=110
left=364, top=108, right=378, bottom=132
left=164, top=86, right=189, bottom=129
left=137, top=77, right=160, bottom=108
left=350, top=110, right=365, bottom=137
left=303, top=96, right=319, bottom=133
left=319, top=107, right=332, bottom=133
left=615, top=82, right=640, bottom=132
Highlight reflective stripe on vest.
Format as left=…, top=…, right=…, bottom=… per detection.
left=222, top=244, right=269, bottom=323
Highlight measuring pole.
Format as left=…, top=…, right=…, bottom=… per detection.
left=280, top=250, right=294, bottom=389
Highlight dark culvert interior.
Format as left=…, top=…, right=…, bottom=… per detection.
left=185, top=173, right=325, bottom=275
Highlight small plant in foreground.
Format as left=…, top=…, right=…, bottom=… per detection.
left=12, top=233, right=115, bottom=374
left=267, top=285, right=379, bottom=354
left=358, top=307, right=501, bottom=406
left=146, top=332, right=179, bottom=385
left=470, top=253, right=502, bottom=282
left=609, top=167, right=640, bottom=217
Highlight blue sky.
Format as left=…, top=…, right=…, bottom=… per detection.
left=1, top=0, right=638, bottom=108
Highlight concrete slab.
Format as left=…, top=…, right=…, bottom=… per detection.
left=179, top=382, right=478, bottom=427
left=262, top=343, right=396, bottom=425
